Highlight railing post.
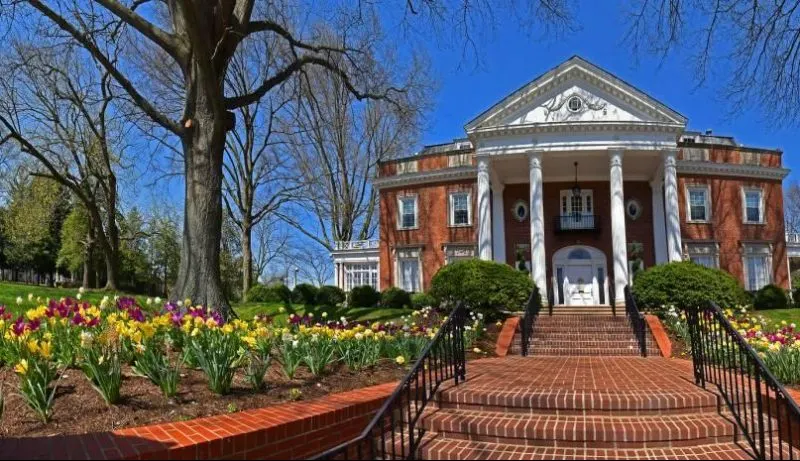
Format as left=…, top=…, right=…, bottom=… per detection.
left=685, top=305, right=705, bottom=387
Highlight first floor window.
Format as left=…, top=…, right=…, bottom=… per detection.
left=344, top=263, right=378, bottom=291
left=449, top=192, right=471, bottom=226
left=744, top=189, right=764, bottom=223
left=687, top=186, right=710, bottom=222
left=743, top=244, right=772, bottom=291
left=399, top=196, right=417, bottom=229
left=444, top=244, right=476, bottom=264
left=398, top=258, right=420, bottom=292
left=686, top=242, right=719, bottom=269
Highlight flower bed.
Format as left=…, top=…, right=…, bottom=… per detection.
left=662, top=305, right=800, bottom=386
left=0, top=294, right=488, bottom=437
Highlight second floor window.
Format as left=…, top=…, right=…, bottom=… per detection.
left=449, top=192, right=470, bottom=226
left=687, top=187, right=710, bottom=222
left=399, top=196, right=417, bottom=229
left=744, top=189, right=764, bottom=223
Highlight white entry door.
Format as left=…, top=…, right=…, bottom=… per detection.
left=563, top=265, right=595, bottom=306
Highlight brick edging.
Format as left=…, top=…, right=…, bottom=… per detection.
left=495, top=316, right=520, bottom=356
left=645, top=314, right=672, bottom=358
left=0, top=381, right=398, bottom=460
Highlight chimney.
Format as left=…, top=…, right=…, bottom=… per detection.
left=705, top=129, right=713, bottom=135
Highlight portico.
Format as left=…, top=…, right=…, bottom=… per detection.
left=467, top=57, right=687, bottom=306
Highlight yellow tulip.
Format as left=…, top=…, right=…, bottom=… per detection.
left=14, top=359, right=28, bottom=375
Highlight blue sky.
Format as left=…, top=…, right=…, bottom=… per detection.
left=415, top=2, right=798, bottom=183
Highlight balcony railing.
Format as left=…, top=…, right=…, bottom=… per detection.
left=333, top=240, right=380, bottom=251
left=787, top=233, right=800, bottom=244
left=555, top=214, right=600, bottom=232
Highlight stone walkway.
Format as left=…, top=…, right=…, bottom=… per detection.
left=418, top=356, right=757, bottom=459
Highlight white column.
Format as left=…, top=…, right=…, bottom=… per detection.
left=651, top=178, right=668, bottom=264
left=529, top=151, right=548, bottom=302
left=491, top=182, right=506, bottom=264
left=609, top=149, right=629, bottom=305
left=334, top=262, right=339, bottom=289
left=663, top=149, right=683, bottom=261
left=477, top=157, right=492, bottom=260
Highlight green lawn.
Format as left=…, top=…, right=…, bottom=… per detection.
left=0, top=280, right=410, bottom=323
left=234, top=301, right=413, bottom=323
left=756, top=308, right=800, bottom=327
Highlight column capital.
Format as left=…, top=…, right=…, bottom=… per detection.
left=662, top=148, right=679, bottom=163
left=609, top=150, right=624, bottom=167
left=477, top=156, right=490, bottom=174
left=528, top=150, right=544, bottom=169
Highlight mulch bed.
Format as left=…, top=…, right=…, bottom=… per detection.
left=0, top=323, right=502, bottom=438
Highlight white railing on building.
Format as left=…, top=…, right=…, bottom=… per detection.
left=787, top=233, right=800, bottom=245
left=333, top=240, right=380, bottom=251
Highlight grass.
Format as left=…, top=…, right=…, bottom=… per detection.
left=234, top=302, right=413, bottom=323
left=756, top=308, right=800, bottom=327
left=0, top=280, right=411, bottom=323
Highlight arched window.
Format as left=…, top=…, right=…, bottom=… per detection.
left=567, top=248, right=592, bottom=260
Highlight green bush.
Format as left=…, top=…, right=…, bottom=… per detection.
left=349, top=285, right=381, bottom=308
left=316, top=285, right=346, bottom=307
left=632, top=261, right=748, bottom=313
left=292, top=283, right=319, bottom=305
left=381, top=287, right=412, bottom=309
left=247, top=284, right=276, bottom=303
left=271, top=284, right=293, bottom=305
left=411, top=292, right=437, bottom=309
left=754, top=284, right=790, bottom=310
left=429, top=259, right=533, bottom=315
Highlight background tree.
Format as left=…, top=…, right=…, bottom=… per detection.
left=57, top=204, right=98, bottom=288
left=625, top=0, right=800, bottom=126
left=147, top=215, right=181, bottom=297
left=0, top=44, right=125, bottom=289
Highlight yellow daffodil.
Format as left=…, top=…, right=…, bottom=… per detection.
left=14, top=359, right=28, bottom=375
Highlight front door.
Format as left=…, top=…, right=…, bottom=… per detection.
left=563, top=264, right=594, bottom=305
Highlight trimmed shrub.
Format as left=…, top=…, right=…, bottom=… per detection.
left=754, top=284, right=790, bottom=310
left=292, top=283, right=319, bottom=305
left=349, top=285, right=381, bottom=308
left=381, top=287, right=412, bottom=309
left=316, top=285, right=346, bottom=307
left=429, top=259, right=533, bottom=315
left=246, top=284, right=275, bottom=303
left=411, top=292, right=437, bottom=309
left=271, top=284, right=293, bottom=305
left=632, top=261, right=748, bottom=313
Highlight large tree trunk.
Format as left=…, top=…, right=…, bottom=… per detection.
left=172, top=98, right=232, bottom=318
left=104, top=177, right=120, bottom=291
left=241, top=222, right=252, bottom=302
left=83, top=223, right=95, bottom=289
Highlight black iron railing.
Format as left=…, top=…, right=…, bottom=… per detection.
left=520, top=287, right=542, bottom=357
left=686, top=302, right=800, bottom=459
left=313, top=303, right=468, bottom=460
left=623, top=285, right=647, bottom=357
left=555, top=214, right=600, bottom=232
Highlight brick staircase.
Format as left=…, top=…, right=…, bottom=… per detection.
left=510, top=305, right=662, bottom=357
left=415, top=357, right=760, bottom=460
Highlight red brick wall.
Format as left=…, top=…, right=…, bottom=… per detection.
left=0, top=382, right=397, bottom=460
left=379, top=180, right=477, bottom=291
left=679, top=145, right=782, bottom=168
left=378, top=150, right=474, bottom=176
left=678, top=175, right=788, bottom=289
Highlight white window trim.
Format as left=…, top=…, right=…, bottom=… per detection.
left=444, top=243, right=477, bottom=264
left=448, top=191, right=472, bottom=227
left=684, top=242, right=720, bottom=269
left=397, top=195, right=419, bottom=230
left=559, top=189, right=594, bottom=216
left=742, top=243, right=773, bottom=291
left=741, top=187, right=766, bottom=224
left=394, top=248, right=423, bottom=292
left=685, top=184, right=712, bottom=223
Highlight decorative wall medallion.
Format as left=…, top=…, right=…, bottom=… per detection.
left=626, top=199, right=643, bottom=220
left=542, top=92, right=607, bottom=119
left=512, top=200, right=529, bottom=222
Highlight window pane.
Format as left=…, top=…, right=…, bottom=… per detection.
left=745, top=191, right=761, bottom=222
left=401, top=198, right=416, bottom=228
left=689, top=189, right=707, bottom=221
left=400, top=259, right=420, bottom=292
left=691, top=255, right=715, bottom=269
left=452, top=193, right=469, bottom=225
left=746, top=255, right=769, bottom=291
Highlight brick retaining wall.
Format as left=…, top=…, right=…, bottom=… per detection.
left=0, top=381, right=397, bottom=460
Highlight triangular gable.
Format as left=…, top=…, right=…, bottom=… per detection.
left=465, top=56, right=687, bottom=132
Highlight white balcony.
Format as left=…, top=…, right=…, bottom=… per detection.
left=788, top=233, right=800, bottom=245
left=333, top=240, right=380, bottom=252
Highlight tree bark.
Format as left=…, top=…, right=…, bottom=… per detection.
left=241, top=221, right=252, bottom=302
left=172, top=94, right=232, bottom=318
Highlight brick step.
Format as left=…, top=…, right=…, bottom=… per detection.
left=438, top=388, right=719, bottom=414
left=531, top=333, right=643, bottom=341
left=528, top=347, right=651, bottom=357
left=422, top=410, right=737, bottom=448
left=531, top=325, right=634, bottom=333
left=418, top=438, right=756, bottom=460
left=549, top=309, right=618, bottom=316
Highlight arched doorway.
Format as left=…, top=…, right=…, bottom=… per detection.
left=552, top=245, right=608, bottom=306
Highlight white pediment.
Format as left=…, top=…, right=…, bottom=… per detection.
left=466, top=56, right=687, bottom=134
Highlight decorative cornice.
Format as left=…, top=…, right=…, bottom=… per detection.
left=469, top=120, right=685, bottom=139
left=676, top=160, right=790, bottom=181
left=373, top=166, right=477, bottom=190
